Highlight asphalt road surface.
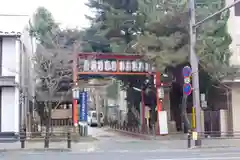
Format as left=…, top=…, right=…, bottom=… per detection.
left=1, top=146, right=240, bottom=160
left=0, top=127, right=240, bottom=160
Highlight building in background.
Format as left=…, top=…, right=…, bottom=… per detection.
left=0, top=15, right=36, bottom=134
left=221, top=0, right=240, bottom=135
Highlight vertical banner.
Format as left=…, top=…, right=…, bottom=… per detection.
left=79, top=91, right=88, bottom=122
left=155, top=71, right=161, bottom=135
left=73, top=99, right=78, bottom=126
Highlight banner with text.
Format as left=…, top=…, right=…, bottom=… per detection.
left=79, top=91, right=88, bottom=122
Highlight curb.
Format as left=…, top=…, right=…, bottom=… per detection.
left=190, top=145, right=236, bottom=149
left=0, top=148, right=71, bottom=152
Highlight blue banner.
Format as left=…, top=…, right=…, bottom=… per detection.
left=79, top=91, right=88, bottom=121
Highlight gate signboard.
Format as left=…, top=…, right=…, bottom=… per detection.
left=77, top=54, right=154, bottom=75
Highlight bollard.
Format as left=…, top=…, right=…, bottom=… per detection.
left=80, top=125, right=83, bottom=136
left=83, top=125, right=88, bottom=136
left=79, top=124, right=81, bottom=136
left=20, top=127, right=26, bottom=149
left=20, top=134, right=25, bottom=149
left=187, top=131, right=191, bottom=148
left=67, top=131, right=71, bottom=149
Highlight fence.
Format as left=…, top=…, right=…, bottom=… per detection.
left=108, top=109, right=240, bottom=138
left=0, top=129, right=79, bottom=150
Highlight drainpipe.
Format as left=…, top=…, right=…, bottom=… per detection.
left=18, top=38, right=24, bottom=133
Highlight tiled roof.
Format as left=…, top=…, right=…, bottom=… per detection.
left=0, top=31, right=22, bottom=36
left=0, top=15, right=30, bottom=36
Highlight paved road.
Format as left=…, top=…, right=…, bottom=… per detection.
left=1, top=145, right=240, bottom=160
left=0, top=126, right=240, bottom=159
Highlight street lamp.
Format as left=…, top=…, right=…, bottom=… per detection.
left=72, top=88, right=79, bottom=99
left=157, top=85, right=164, bottom=100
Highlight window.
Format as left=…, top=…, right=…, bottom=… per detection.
left=92, top=112, right=97, bottom=117
left=235, top=0, right=240, bottom=16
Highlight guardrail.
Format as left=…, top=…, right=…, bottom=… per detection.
left=109, top=121, right=240, bottom=148
left=109, top=121, right=155, bottom=136
left=0, top=130, right=83, bottom=149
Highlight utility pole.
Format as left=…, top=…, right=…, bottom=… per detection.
left=189, top=0, right=201, bottom=147
left=189, top=0, right=240, bottom=146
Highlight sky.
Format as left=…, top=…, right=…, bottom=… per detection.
left=0, top=0, right=92, bottom=29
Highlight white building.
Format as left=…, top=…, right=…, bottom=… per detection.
left=220, top=0, right=240, bottom=135
left=0, top=16, right=36, bottom=134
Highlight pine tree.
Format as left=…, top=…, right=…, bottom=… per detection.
left=135, top=0, right=232, bottom=77
left=85, top=0, right=145, bottom=126
left=85, top=0, right=139, bottom=53
left=84, top=0, right=233, bottom=129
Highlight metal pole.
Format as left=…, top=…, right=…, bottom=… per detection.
left=189, top=0, right=240, bottom=147
left=189, top=0, right=202, bottom=146
left=95, top=89, right=101, bottom=127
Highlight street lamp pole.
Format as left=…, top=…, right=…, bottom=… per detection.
left=189, top=0, right=240, bottom=146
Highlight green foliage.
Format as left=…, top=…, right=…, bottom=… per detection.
left=29, top=7, right=60, bottom=48
left=84, top=0, right=139, bottom=53
left=83, top=0, right=234, bottom=107
left=85, top=0, right=232, bottom=78
left=30, top=7, right=84, bottom=50
left=135, top=0, right=232, bottom=76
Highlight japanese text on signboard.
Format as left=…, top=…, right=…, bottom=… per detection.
left=78, top=59, right=153, bottom=72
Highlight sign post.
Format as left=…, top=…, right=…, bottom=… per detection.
left=182, top=66, right=194, bottom=148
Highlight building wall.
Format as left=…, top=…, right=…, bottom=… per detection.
left=0, top=37, right=20, bottom=132
left=19, top=30, right=36, bottom=129
left=227, top=0, right=240, bottom=65
left=226, top=0, right=240, bottom=134
left=231, top=83, right=240, bottom=133
left=1, top=38, right=18, bottom=77
left=1, top=88, right=19, bottom=132
left=0, top=32, right=35, bottom=133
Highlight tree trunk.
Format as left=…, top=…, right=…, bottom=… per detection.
left=103, top=97, right=108, bottom=125
left=95, top=91, right=101, bottom=127
left=181, top=95, right=190, bottom=133
left=44, top=101, right=52, bottom=148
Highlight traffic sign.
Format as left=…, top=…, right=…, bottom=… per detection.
left=184, top=77, right=191, bottom=84
left=183, top=83, right=192, bottom=96
left=182, top=66, right=192, bottom=77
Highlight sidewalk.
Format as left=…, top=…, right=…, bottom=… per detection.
left=0, top=135, right=98, bottom=152
left=108, top=127, right=240, bottom=148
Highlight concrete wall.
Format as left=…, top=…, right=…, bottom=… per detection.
left=1, top=38, right=18, bottom=77
left=1, top=87, right=19, bottom=132
left=224, top=0, right=240, bottom=135
left=0, top=37, right=20, bottom=132
left=231, top=83, right=240, bottom=133
left=220, top=109, right=229, bottom=136
left=0, top=32, right=35, bottom=133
